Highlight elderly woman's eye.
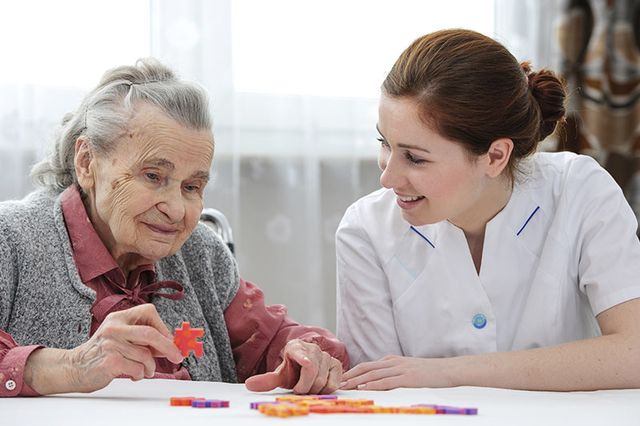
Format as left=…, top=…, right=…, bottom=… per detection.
left=145, top=172, right=161, bottom=182
left=184, top=183, right=201, bottom=193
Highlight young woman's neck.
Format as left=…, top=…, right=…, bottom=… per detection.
left=451, top=174, right=513, bottom=240
left=452, top=175, right=513, bottom=274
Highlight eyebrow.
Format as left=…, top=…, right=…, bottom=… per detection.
left=376, top=124, right=431, bottom=154
left=192, top=171, right=211, bottom=181
left=146, top=158, right=175, bottom=170
left=144, top=158, right=210, bottom=181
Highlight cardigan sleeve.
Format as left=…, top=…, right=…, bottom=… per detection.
left=0, top=219, right=16, bottom=331
left=0, top=212, right=47, bottom=396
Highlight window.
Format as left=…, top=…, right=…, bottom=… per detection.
left=232, top=0, right=495, bottom=98
left=0, top=0, right=150, bottom=88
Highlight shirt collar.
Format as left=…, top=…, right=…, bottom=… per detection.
left=60, top=185, right=148, bottom=283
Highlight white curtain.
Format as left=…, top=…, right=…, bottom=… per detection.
left=0, top=0, right=562, bottom=331
left=149, top=0, right=384, bottom=328
left=494, top=0, right=565, bottom=69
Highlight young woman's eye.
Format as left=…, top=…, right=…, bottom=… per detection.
left=377, top=137, right=390, bottom=149
left=405, top=151, right=426, bottom=164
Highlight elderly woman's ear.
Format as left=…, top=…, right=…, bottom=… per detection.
left=74, top=137, right=95, bottom=192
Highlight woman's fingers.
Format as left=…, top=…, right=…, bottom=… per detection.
left=114, top=354, right=148, bottom=381
left=103, top=305, right=184, bottom=364
left=244, top=371, right=282, bottom=392
left=120, top=303, right=174, bottom=338
left=112, top=324, right=183, bottom=363
left=273, top=339, right=343, bottom=394
left=342, top=359, right=389, bottom=380
left=319, top=358, right=344, bottom=394
left=291, top=352, right=316, bottom=394
left=355, top=375, right=403, bottom=391
left=115, top=341, right=156, bottom=378
left=341, top=360, right=398, bottom=390
left=307, top=351, right=331, bottom=394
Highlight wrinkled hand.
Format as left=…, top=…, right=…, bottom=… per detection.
left=340, top=355, right=453, bottom=391
left=25, top=304, right=184, bottom=395
left=245, top=339, right=343, bottom=394
left=62, top=304, right=183, bottom=393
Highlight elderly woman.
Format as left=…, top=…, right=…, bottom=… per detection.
left=0, top=59, right=347, bottom=397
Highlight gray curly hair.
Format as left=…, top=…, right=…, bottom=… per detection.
left=31, top=58, right=212, bottom=192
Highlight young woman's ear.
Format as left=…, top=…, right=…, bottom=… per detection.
left=74, top=137, right=95, bottom=191
left=485, top=138, right=514, bottom=178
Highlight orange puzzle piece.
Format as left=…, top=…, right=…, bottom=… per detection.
left=174, top=321, right=204, bottom=358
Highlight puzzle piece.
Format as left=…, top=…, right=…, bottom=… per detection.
left=397, top=406, right=437, bottom=414
left=169, top=396, right=204, bottom=406
left=259, top=403, right=309, bottom=418
left=254, top=396, right=478, bottom=417
left=333, top=398, right=375, bottom=406
left=191, top=399, right=229, bottom=408
left=411, top=404, right=478, bottom=415
left=173, top=322, right=204, bottom=358
left=275, top=395, right=337, bottom=402
left=250, top=401, right=276, bottom=410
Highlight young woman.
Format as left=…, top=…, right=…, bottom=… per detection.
left=336, top=29, right=640, bottom=391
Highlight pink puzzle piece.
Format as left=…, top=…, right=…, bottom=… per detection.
left=174, top=321, right=204, bottom=358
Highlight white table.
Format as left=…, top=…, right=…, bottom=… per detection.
left=3, top=379, right=640, bottom=425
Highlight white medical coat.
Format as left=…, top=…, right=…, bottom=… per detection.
left=336, top=152, right=640, bottom=366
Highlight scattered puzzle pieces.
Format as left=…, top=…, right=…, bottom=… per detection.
left=169, top=394, right=477, bottom=417
left=250, top=396, right=478, bottom=417
left=173, top=321, right=204, bottom=358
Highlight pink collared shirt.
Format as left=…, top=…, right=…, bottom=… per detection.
left=0, top=185, right=348, bottom=396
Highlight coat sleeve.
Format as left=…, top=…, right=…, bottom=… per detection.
left=570, top=156, right=640, bottom=315
left=335, top=202, right=403, bottom=366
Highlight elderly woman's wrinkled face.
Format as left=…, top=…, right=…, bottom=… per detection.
left=76, top=103, right=214, bottom=270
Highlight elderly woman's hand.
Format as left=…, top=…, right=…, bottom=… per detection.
left=24, top=304, right=183, bottom=395
left=244, top=339, right=343, bottom=394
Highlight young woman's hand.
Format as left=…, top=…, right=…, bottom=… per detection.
left=340, top=355, right=454, bottom=390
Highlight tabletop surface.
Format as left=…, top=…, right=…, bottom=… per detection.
left=3, top=378, right=640, bottom=425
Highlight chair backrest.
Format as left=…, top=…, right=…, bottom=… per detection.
left=200, top=208, right=235, bottom=255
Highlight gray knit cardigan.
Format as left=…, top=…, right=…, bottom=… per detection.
left=0, top=189, right=240, bottom=383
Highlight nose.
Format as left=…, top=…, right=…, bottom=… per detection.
left=379, top=152, right=404, bottom=189
left=156, top=187, right=186, bottom=222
